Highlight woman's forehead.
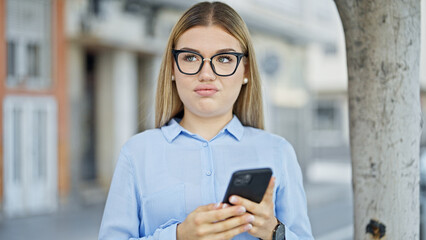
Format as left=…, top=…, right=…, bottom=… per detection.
left=175, top=25, right=242, bottom=53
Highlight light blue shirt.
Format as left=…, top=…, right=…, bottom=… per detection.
left=99, top=116, right=313, bottom=240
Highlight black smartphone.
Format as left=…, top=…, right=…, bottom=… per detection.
left=222, top=168, right=273, bottom=204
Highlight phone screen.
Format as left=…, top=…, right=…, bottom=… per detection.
left=222, top=168, right=272, bottom=204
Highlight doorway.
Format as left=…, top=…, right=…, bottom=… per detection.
left=81, top=52, right=97, bottom=181
left=3, top=96, right=58, bottom=217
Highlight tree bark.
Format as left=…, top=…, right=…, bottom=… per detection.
left=334, top=0, right=421, bottom=239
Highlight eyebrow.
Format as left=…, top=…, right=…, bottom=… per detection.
left=179, top=47, right=237, bottom=54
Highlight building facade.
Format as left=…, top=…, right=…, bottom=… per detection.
left=1, top=0, right=68, bottom=217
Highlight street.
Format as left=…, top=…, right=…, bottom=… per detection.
left=306, top=160, right=354, bottom=240
left=0, top=181, right=354, bottom=240
left=0, top=201, right=104, bottom=240
left=308, top=183, right=353, bottom=240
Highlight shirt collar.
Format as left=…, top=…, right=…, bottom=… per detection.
left=161, top=118, right=184, bottom=143
left=161, top=115, right=244, bottom=143
left=223, top=115, right=244, bottom=141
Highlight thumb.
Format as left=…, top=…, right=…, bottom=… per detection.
left=261, top=177, right=276, bottom=203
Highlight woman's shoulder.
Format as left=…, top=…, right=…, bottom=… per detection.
left=243, top=126, right=292, bottom=148
left=123, top=128, right=165, bottom=149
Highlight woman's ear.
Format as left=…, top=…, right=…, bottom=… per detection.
left=244, top=68, right=250, bottom=81
left=243, top=57, right=249, bottom=75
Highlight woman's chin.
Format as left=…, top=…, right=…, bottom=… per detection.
left=189, top=110, right=231, bottom=119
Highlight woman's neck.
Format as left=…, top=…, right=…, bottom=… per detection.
left=179, top=111, right=233, bottom=141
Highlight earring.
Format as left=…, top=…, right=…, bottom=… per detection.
left=171, top=75, right=175, bottom=81
left=243, top=78, right=248, bottom=84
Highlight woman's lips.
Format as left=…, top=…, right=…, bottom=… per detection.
left=195, top=89, right=218, bottom=96
left=194, top=85, right=219, bottom=97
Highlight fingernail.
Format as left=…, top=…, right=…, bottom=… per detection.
left=246, top=215, right=255, bottom=223
left=230, top=196, right=238, bottom=204
left=214, top=203, right=221, bottom=209
left=237, top=206, right=246, bottom=214
left=245, top=224, right=253, bottom=231
left=222, top=203, right=229, bottom=209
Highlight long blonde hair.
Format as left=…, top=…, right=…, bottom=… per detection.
left=155, top=1, right=264, bottom=129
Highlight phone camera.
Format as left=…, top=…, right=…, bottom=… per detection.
left=234, top=174, right=252, bottom=186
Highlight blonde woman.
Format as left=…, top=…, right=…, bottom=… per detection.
left=99, top=2, right=313, bottom=240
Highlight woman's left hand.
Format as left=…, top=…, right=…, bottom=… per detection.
left=228, top=177, right=278, bottom=240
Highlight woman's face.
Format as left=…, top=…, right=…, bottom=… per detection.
left=173, top=25, right=246, bottom=120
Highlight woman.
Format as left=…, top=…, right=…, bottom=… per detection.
left=99, top=2, right=313, bottom=240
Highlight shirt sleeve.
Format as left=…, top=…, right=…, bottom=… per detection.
left=98, top=147, right=180, bottom=240
left=275, top=140, right=314, bottom=240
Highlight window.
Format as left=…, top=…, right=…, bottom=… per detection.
left=7, top=41, right=16, bottom=78
left=89, top=0, right=101, bottom=15
left=27, top=43, right=40, bottom=78
left=323, top=43, right=337, bottom=56
left=314, top=101, right=340, bottom=131
left=6, top=0, right=51, bottom=89
left=316, top=106, right=336, bottom=130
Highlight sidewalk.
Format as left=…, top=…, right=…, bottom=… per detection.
left=0, top=161, right=353, bottom=240
left=305, top=159, right=354, bottom=239
left=0, top=201, right=104, bottom=240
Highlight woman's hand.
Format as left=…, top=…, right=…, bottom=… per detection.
left=176, top=202, right=254, bottom=240
left=228, top=177, right=278, bottom=240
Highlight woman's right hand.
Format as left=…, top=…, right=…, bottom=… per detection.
left=176, top=203, right=254, bottom=240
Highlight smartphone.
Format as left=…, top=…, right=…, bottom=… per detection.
left=222, top=168, right=273, bottom=204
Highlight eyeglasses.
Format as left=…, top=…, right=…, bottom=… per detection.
left=172, top=49, right=246, bottom=77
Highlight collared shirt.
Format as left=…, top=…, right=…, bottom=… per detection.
left=99, top=116, right=313, bottom=240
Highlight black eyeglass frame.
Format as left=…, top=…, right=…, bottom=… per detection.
left=172, top=49, right=246, bottom=77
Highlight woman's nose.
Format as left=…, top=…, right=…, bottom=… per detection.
left=198, top=59, right=216, bottom=81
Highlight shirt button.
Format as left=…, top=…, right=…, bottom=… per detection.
left=202, top=142, right=208, bottom=147
left=206, top=170, right=212, bottom=176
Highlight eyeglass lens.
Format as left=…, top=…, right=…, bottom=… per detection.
left=176, top=52, right=239, bottom=76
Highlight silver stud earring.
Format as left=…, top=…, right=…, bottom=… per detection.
left=243, top=78, right=248, bottom=84
left=172, top=75, right=175, bottom=81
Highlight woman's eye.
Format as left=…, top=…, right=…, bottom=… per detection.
left=183, top=54, right=198, bottom=62
left=217, top=56, right=232, bottom=63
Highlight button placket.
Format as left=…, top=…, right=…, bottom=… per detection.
left=202, top=142, right=212, bottom=176
left=201, top=140, right=217, bottom=203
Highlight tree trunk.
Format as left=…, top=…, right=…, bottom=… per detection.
left=333, top=0, right=421, bottom=239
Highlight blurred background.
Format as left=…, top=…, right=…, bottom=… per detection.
left=0, top=0, right=424, bottom=239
